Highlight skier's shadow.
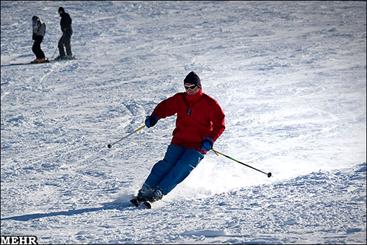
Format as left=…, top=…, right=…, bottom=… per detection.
left=1, top=199, right=132, bottom=222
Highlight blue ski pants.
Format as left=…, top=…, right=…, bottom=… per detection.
left=143, top=144, right=204, bottom=195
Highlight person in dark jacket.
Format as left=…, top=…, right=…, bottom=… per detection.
left=131, top=71, right=225, bottom=206
left=31, top=16, right=47, bottom=63
left=56, top=7, right=73, bottom=60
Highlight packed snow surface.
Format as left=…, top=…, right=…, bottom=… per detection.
left=1, top=1, right=366, bottom=244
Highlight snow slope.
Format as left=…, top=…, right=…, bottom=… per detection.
left=1, top=1, right=366, bottom=244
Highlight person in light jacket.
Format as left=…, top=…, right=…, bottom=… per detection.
left=31, top=16, right=46, bottom=63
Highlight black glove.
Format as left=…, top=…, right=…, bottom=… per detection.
left=145, top=115, right=159, bottom=128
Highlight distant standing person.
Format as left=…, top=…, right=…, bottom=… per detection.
left=56, top=7, right=73, bottom=60
left=31, top=16, right=47, bottom=63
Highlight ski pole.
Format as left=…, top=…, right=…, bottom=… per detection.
left=107, top=124, right=145, bottom=148
left=212, top=148, right=272, bottom=178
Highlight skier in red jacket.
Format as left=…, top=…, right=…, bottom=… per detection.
left=133, top=71, right=225, bottom=205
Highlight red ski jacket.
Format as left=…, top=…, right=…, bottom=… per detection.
left=151, top=89, right=225, bottom=151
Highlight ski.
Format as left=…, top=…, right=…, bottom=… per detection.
left=2, top=60, right=49, bottom=67
left=53, top=56, right=76, bottom=61
left=130, top=198, right=140, bottom=207
left=142, top=201, right=152, bottom=209
left=30, top=59, right=50, bottom=64
left=2, top=56, right=76, bottom=67
left=129, top=197, right=152, bottom=209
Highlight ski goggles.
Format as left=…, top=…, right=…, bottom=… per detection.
left=184, top=84, right=197, bottom=90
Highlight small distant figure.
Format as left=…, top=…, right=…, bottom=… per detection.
left=56, top=7, right=73, bottom=60
left=31, top=16, right=47, bottom=63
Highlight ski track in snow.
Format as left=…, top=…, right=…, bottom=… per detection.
left=1, top=1, right=366, bottom=244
